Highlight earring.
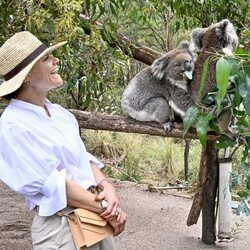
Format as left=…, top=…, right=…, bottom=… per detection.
left=23, top=74, right=31, bottom=84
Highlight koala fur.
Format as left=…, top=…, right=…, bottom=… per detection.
left=189, top=19, right=239, bottom=139
left=121, top=42, right=195, bottom=131
left=189, top=19, right=238, bottom=99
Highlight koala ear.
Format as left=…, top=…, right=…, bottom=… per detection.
left=151, top=54, right=170, bottom=81
left=216, top=19, right=229, bottom=40
left=191, top=28, right=207, bottom=51
left=218, top=19, right=229, bottom=30
left=216, top=19, right=238, bottom=51
left=178, top=41, right=191, bottom=50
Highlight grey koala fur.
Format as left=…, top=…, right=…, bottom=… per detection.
left=121, top=42, right=195, bottom=131
left=188, top=19, right=238, bottom=140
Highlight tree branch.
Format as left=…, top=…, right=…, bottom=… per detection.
left=70, top=110, right=219, bottom=141
left=79, top=14, right=162, bottom=65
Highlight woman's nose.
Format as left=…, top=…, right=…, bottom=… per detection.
left=53, top=57, right=59, bottom=65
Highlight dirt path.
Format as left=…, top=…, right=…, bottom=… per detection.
left=0, top=181, right=250, bottom=250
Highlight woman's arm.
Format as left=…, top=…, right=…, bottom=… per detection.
left=90, top=161, right=127, bottom=236
left=65, top=179, right=102, bottom=213
left=90, top=161, right=121, bottom=216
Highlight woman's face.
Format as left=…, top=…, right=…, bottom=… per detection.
left=27, top=53, right=63, bottom=92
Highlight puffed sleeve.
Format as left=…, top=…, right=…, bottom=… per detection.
left=0, top=123, right=67, bottom=216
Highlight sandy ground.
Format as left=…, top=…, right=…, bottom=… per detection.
left=0, top=180, right=250, bottom=250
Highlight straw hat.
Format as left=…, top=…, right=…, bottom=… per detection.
left=0, top=31, right=67, bottom=97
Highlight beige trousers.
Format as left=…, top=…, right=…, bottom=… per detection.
left=31, top=210, right=115, bottom=250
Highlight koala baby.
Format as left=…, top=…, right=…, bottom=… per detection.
left=121, top=42, right=195, bottom=131
left=189, top=19, right=238, bottom=139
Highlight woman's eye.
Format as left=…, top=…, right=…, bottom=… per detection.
left=43, top=54, right=50, bottom=61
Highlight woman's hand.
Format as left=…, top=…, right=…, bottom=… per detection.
left=95, top=180, right=121, bottom=220
left=108, top=210, right=127, bottom=236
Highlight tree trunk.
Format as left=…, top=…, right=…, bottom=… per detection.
left=184, top=139, right=190, bottom=180
left=202, top=141, right=219, bottom=245
left=186, top=145, right=208, bottom=226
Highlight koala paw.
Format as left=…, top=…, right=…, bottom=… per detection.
left=163, top=122, right=173, bottom=132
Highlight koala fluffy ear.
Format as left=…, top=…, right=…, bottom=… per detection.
left=151, top=54, right=170, bottom=81
left=216, top=19, right=229, bottom=40
left=178, top=41, right=191, bottom=50
left=191, top=28, right=207, bottom=51
left=216, top=19, right=238, bottom=50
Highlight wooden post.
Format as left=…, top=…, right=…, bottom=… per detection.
left=184, top=139, right=190, bottom=180
left=202, top=141, right=219, bottom=244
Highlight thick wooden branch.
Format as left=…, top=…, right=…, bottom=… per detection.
left=79, top=14, right=162, bottom=65
left=70, top=110, right=219, bottom=141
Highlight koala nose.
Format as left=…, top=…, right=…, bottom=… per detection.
left=184, top=61, right=193, bottom=71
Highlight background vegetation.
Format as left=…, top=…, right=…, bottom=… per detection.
left=0, top=0, right=249, bottom=209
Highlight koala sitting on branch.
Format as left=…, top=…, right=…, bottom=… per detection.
left=189, top=19, right=238, bottom=140
left=121, top=42, right=195, bottom=131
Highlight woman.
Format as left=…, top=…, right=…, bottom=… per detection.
left=0, top=31, right=126, bottom=249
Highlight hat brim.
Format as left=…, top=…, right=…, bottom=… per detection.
left=0, top=41, right=67, bottom=97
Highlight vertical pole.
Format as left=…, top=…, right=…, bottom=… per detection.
left=218, top=156, right=233, bottom=239
left=202, top=141, right=219, bottom=245
left=184, top=139, right=190, bottom=180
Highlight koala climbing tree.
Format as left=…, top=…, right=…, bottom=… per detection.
left=184, top=19, right=239, bottom=142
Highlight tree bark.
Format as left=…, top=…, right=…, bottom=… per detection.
left=79, top=14, right=162, bottom=65
left=70, top=110, right=219, bottom=141
left=186, top=141, right=219, bottom=245
left=202, top=141, right=219, bottom=245
left=186, top=145, right=208, bottom=226
left=184, top=139, right=190, bottom=180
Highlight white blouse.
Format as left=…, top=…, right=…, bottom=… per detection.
left=0, top=99, right=103, bottom=216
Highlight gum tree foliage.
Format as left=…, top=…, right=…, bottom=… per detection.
left=0, top=0, right=250, bottom=214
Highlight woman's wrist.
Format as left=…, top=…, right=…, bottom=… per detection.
left=97, top=178, right=110, bottom=189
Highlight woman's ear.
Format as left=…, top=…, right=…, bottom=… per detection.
left=23, top=74, right=31, bottom=84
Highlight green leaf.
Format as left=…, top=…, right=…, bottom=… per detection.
left=227, top=57, right=239, bottom=75
left=246, top=75, right=250, bottom=89
left=230, top=172, right=240, bottom=188
left=198, top=58, right=209, bottom=101
left=246, top=175, right=250, bottom=190
left=195, top=114, right=209, bottom=146
left=183, top=106, right=199, bottom=135
left=239, top=84, right=248, bottom=98
left=233, top=88, right=243, bottom=107
left=216, top=57, right=230, bottom=114
left=215, top=135, right=236, bottom=149
left=241, top=162, right=250, bottom=174
left=237, top=190, right=249, bottom=198
left=243, top=94, right=250, bottom=116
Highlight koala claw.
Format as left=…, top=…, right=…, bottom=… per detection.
left=163, top=122, right=173, bottom=132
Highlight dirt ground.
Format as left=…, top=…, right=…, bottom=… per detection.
left=0, top=180, right=250, bottom=250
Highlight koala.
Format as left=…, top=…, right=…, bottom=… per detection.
left=121, top=42, right=195, bottom=131
left=189, top=19, right=239, bottom=139
left=190, top=19, right=238, bottom=99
